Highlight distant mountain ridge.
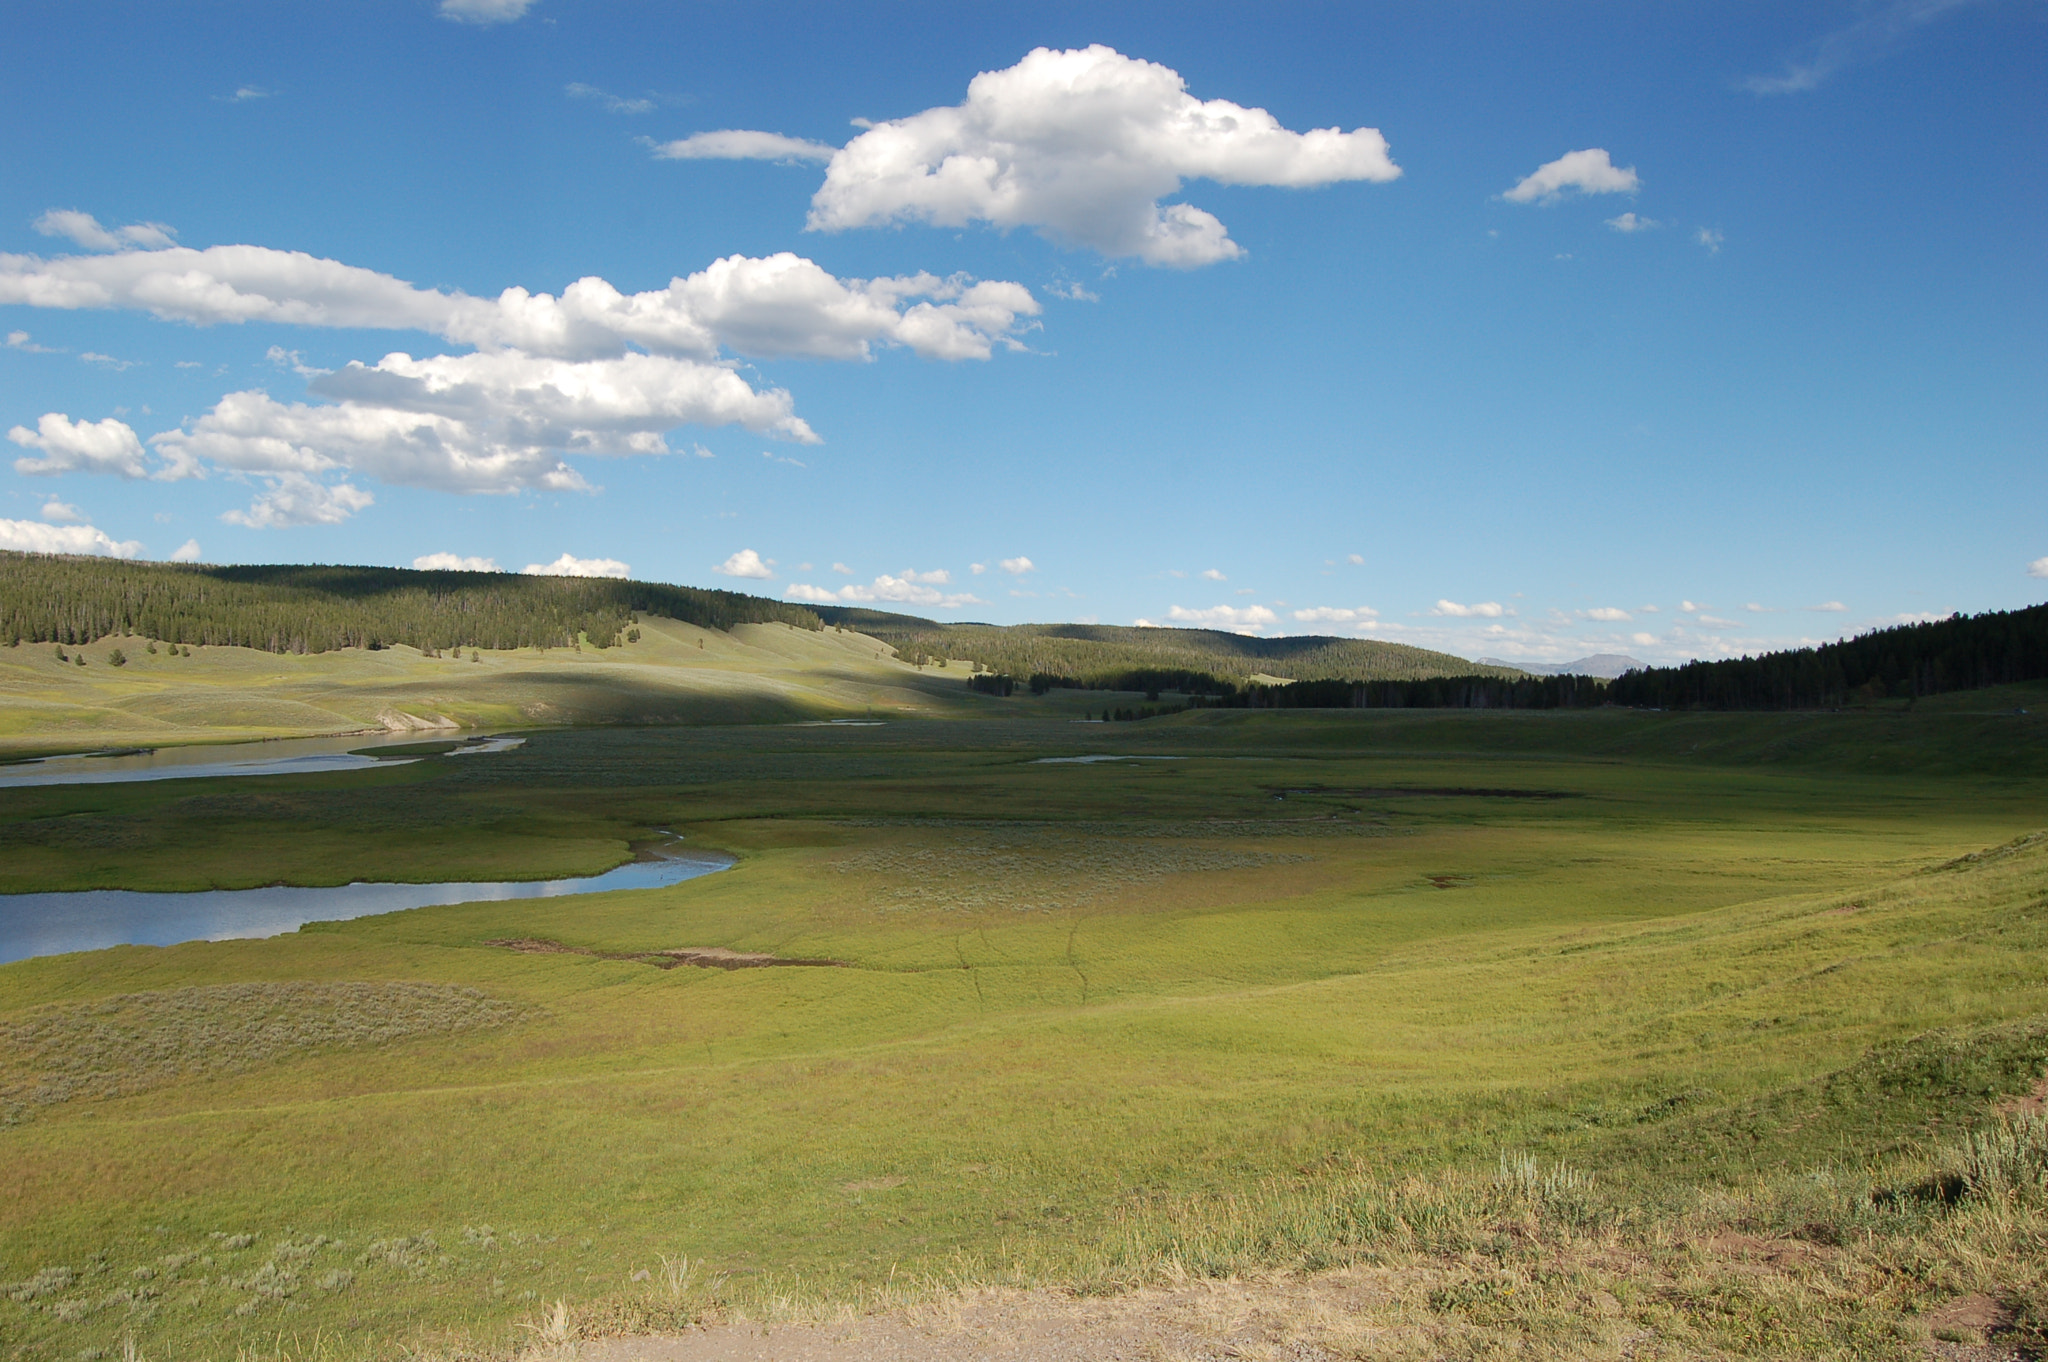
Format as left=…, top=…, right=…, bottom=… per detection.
left=1479, top=654, right=1644, bottom=680
left=810, top=608, right=1524, bottom=687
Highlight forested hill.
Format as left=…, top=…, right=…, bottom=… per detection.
left=0, top=554, right=820, bottom=654
left=1606, top=603, right=2048, bottom=709
left=806, top=609, right=1520, bottom=687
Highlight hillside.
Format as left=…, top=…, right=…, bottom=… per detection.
left=0, top=553, right=821, bottom=653
left=0, top=617, right=969, bottom=752
left=809, top=609, right=1518, bottom=687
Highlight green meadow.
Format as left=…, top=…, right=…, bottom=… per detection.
left=3, top=689, right=2048, bottom=1359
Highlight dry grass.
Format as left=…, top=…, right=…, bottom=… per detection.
left=0, top=981, right=531, bottom=1124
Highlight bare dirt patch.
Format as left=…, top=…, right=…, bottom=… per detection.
left=483, top=939, right=845, bottom=971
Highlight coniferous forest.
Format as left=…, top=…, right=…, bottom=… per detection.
left=0, top=553, right=821, bottom=653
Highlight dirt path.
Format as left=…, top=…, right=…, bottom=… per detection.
left=575, top=1274, right=1412, bottom=1362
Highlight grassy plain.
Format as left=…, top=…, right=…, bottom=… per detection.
left=2, top=687, right=2047, bottom=1359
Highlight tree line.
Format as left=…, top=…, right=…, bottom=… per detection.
left=1605, top=604, right=2048, bottom=709
left=0, top=553, right=821, bottom=653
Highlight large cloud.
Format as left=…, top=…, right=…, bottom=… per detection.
left=9, top=413, right=150, bottom=478
left=795, top=45, right=1400, bottom=266
left=0, top=244, right=1037, bottom=363
left=136, top=348, right=816, bottom=522
left=0, top=516, right=143, bottom=558
left=3, top=229, right=1038, bottom=526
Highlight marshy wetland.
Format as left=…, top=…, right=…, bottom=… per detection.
left=2, top=696, right=2047, bottom=1359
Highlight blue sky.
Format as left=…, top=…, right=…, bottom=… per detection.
left=2, top=0, right=2042, bottom=666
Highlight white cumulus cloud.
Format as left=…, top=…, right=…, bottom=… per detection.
left=1503, top=149, right=1640, bottom=204
left=1808, top=600, right=1849, bottom=612
left=1696, top=227, right=1725, bottom=254
left=9, top=413, right=150, bottom=478
left=523, top=553, right=630, bottom=579
left=714, top=548, right=775, bottom=579
left=999, top=556, right=1035, bottom=576
left=1583, top=607, right=1631, bottom=622
left=0, top=244, right=1038, bottom=364
left=169, top=538, right=203, bottom=562
left=785, top=572, right=983, bottom=608
left=220, top=472, right=374, bottom=528
left=1432, top=599, right=1507, bottom=618
left=802, top=45, right=1401, bottom=266
left=1165, top=604, right=1277, bottom=633
left=1606, top=212, right=1658, bottom=232
left=414, top=552, right=500, bottom=572
left=39, top=499, right=85, bottom=524
left=1292, top=606, right=1378, bottom=625
left=1199, top=567, right=1226, bottom=581
left=2029, top=558, right=2048, bottom=579
left=651, top=130, right=836, bottom=162
left=0, top=516, right=142, bottom=558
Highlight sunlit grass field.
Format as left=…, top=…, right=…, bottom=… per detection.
left=2, top=695, right=2047, bottom=1358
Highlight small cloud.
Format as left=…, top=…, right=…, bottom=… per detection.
left=1744, top=602, right=1770, bottom=613
left=35, top=209, right=177, bottom=252
left=714, top=548, right=776, bottom=579
left=1046, top=280, right=1099, bottom=302
left=565, top=82, right=656, bottom=115
left=1582, top=607, right=1632, bottom=622
left=649, top=130, right=836, bottom=162
left=1292, top=606, right=1378, bottom=624
left=1638, top=604, right=1661, bottom=613
left=1680, top=600, right=1706, bottom=613
left=523, top=552, right=630, bottom=579
left=1234, top=587, right=1255, bottom=596
left=414, top=552, right=500, bottom=572
left=438, top=0, right=536, bottom=25
left=1133, top=618, right=1158, bottom=628
left=173, top=360, right=202, bottom=369
left=1808, top=600, right=1849, bottom=612
left=219, top=85, right=275, bottom=103
left=1630, top=632, right=1658, bottom=647
left=899, top=568, right=950, bottom=585
left=1503, top=149, right=1640, bottom=204
left=1346, top=553, right=1364, bottom=566
left=265, top=345, right=328, bottom=378
left=168, top=538, right=204, bottom=562
left=39, top=500, right=85, bottom=524
left=689, top=443, right=714, bottom=458
left=1696, top=614, right=1739, bottom=627
left=1696, top=227, right=1725, bottom=254
left=1165, top=603, right=1278, bottom=634
left=762, top=450, right=807, bottom=468
left=9, top=412, right=149, bottom=479
left=969, top=562, right=986, bottom=575
left=1744, top=0, right=1973, bottom=96
left=1200, top=568, right=1226, bottom=581
left=999, top=556, right=1035, bottom=575
left=1606, top=211, right=1658, bottom=232
left=79, top=352, right=138, bottom=371
left=832, top=562, right=854, bottom=575
left=1431, top=599, right=1508, bottom=618
left=2029, top=557, right=2048, bottom=579
left=5, top=330, right=60, bottom=354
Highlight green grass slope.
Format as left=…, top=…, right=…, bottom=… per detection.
left=0, top=618, right=986, bottom=754
left=0, top=709, right=2044, bottom=1357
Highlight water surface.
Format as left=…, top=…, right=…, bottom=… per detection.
left=0, top=847, right=732, bottom=965
left=0, top=732, right=524, bottom=787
